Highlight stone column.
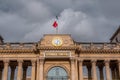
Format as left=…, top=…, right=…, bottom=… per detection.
left=39, top=58, right=44, bottom=80
left=79, top=60, right=83, bottom=80
left=10, top=66, right=16, bottom=80
left=0, top=66, right=3, bottom=80
left=105, top=60, right=111, bottom=80
left=3, top=60, right=9, bottom=80
left=87, top=65, right=92, bottom=80
left=91, top=60, right=97, bottom=80
left=71, top=58, right=75, bottom=80
left=36, top=59, right=39, bottom=80
left=98, top=66, right=104, bottom=80
left=17, top=60, right=23, bottom=80
left=23, top=66, right=28, bottom=80
left=31, top=60, right=36, bottom=80
left=75, top=59, right=78, bottom=80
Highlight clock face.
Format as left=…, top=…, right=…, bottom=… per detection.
left=52, top=37, right=63, bottom=46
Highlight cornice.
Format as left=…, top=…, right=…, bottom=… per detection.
left=80, top=49, right=120, bottom=54
left=0, top=49, right=35, bottom=53
left=38, top=46, right=78, bottom=50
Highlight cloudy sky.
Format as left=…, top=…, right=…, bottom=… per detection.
left=0, top=0, right=120, bottom=42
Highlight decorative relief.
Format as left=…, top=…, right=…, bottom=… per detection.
left=64, top=40, right=68, bottom=44
left=46, top=40, right=51, bottom=44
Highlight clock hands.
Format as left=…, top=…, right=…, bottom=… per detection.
left=52, top=38, right=63, bottom=46
left=54, top=39, right=61, bottom=45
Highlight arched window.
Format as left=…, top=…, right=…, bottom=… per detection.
left=47, top=66, right=68, bottom=80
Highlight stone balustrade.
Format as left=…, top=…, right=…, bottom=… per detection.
left=77, top=42, right=120, bottom=50
left=0, top=43, right=37, bottom=50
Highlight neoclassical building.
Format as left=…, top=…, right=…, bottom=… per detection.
left=0, top=27, right=120, bottom=80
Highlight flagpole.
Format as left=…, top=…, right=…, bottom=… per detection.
left=56, top=26, right=58, bottom=34
left=56, top=16, right=58, bottom=34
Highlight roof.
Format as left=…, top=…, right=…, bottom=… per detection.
left=110, top=26, right=120, bottom=41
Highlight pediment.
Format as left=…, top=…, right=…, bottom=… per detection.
left=39, top=34, right=74, bottom=47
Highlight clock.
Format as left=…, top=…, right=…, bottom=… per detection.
left=52, top=37, right=63, bottom=46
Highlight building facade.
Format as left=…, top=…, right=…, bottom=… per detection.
left=0, top=30, right=120, bottom=80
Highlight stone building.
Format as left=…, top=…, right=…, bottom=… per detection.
left=0, top=27, right=120, bottom=80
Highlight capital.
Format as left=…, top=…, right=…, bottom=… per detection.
left=17, top=59, right=23, bottom=63
left=70, top=57, right=75, bottom=63
left=31, top=59, right=36, bottom=63
left=91, top=60, right=97, bottom=63
left=78, top=59, right=83, bottom=66
left=70, top=57, right=75, bottom=60
left=3, top=59, right=9, bottom=63
left=3, top=60, right=9, bottom=66
left=78, top=59, right=83, bottom=63
left=104, top=60, right=110, bottom=63
left=40, top=58, right=44, bottom=64
left=31, top=60, right=36, bottom=66
left=104, top=60, right=110, bottom=66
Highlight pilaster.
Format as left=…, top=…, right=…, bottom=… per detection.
left=3, top=60, right=9, bottom=80
left=91, top=60, right=97, bottom=80
left=39, top=58, right=44, bottom=80
left=78, top=59, right=83, bottom=80
left=105, top=60, right=111, bottom=80
left=75, top=59, right=78, bottom=80
left=70, top=57, right=76, bottom=80
left=36, top=58, right=39, bottom=80
left=31, top=60, right=36, bottom=80
left=17, top=60, right=23, bottom=80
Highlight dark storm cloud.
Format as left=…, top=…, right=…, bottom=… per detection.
left=0, top=0, right=119, bottom=42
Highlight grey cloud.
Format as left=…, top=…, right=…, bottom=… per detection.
left=0, top=0, right=119, bottom=42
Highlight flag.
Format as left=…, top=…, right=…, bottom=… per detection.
left=52, top=21, right=58, bottom=28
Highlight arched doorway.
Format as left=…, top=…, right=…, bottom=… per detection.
left=47, top=66, right=68, bottom=80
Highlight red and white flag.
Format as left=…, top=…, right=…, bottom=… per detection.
left=52, top=16, right=59, bottom=34
left=52, top=21, right=58, bottom=28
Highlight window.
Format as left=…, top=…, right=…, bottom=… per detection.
left=47, top=67, right=68, bottom=80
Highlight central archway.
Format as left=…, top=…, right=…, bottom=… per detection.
left=47, top=66, right=68, bottom=80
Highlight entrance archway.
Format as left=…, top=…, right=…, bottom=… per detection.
left=47, top=66, right=68, bottom=80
